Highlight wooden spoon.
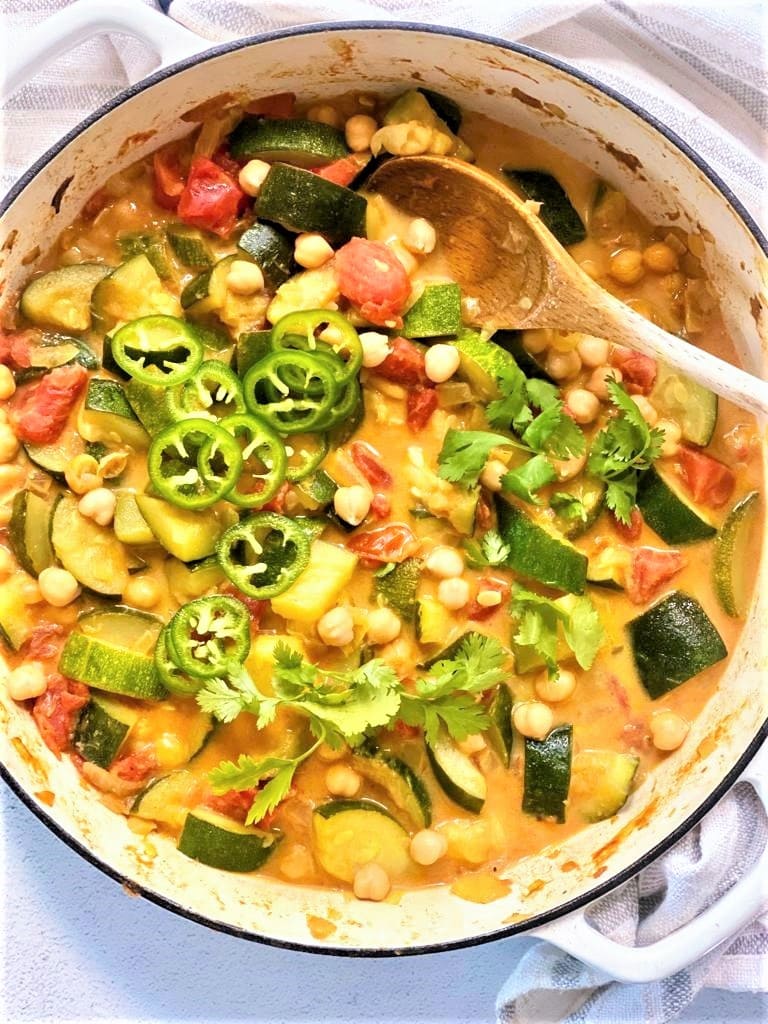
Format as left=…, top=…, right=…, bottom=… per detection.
left=368, top=156, right=768, bottom=417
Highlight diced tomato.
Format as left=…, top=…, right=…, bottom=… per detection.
left=347, top=523, right=419, bottom=563
left=334, top=239, right=411, bottom=327
left=621, top=718, right=650, bottom=750
left=245, top=92, right=296, bottom=118
left=205, top=787, right=258, bottom=822
left=0, top=328, right=32, bottom=368
left=22, top=622, right=65, bottom=662
left=311, top=156, right=364, bottom=187
left=10, top=363, right=87, bottom=444
left=392, top=720, right=421, bottom=740
left=678, top=446, right=735, bottom=508
left=610, top=346, right=657, bottom=394
left=262, top=480, right=292, bottom=514
left=177, top=156, right=246, bottom=237
left=467, top=578, right=510, bottom=621
left=370, top=493, right=391, bottom=519
left=406, top=387, right=438, bottom=432
left=152, top=147, right=186, bottom=210
left=627, top=547, right=685, bottom=604
left=32, top=673, right=89, bottom=757
left=606, top=675, right=631, bottom=713
left=211, top=146, right=242, bottom=179
left=113, top=750, right=157, bottom=782
left=613, top=506, right=643, bottom=541
left=350, top=441, right=392, bottom=488
left=375, top=337, right=427, bottom=387
left=476, top=493, right=493, bottom=531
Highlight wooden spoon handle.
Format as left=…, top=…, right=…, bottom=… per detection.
left=571, top=290, right=768, bottom=418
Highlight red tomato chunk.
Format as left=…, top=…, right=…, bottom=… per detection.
left=113, top=750, right=157, bottom=783
left=678, top=446, right=735, bottom=508
left=347, top=523, right=419, bottom=563
left=406, top=387, right=438, bottom=431
left=335, top=239, right=411, bottom=327
left=32, top=674, right=89, bottom=757
left=627, top=547, right=685, bottom=604
left=178, top=157, right=246, bottom=237
left=374, top=337, right=427, bottom=387
left=613, top=506, right=643, bottom=541
left=10, top=364, right=87, bottom=444
left=312, top=156, right=363, bottom=187
left=610, top=346, right=657, bottom=394
left=0, top=328, right=32, bottom=368
left=467, top=578, right=510, bottom=621
left=350, top=441, right=392, bottom=488
left=22, top=623, right=66, bottom=663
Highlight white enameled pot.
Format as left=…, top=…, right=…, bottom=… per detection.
left=1, top=0, right=767, bottom=980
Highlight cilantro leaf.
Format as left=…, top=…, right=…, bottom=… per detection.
left=208, top=753, right=304, bottom=827
left=502, top=453, right=557, bottom=504
left=196, top=669, right=261, bottom=723
left=400, top=693, right=490, bottom=746
left=604, top=474, right=638, bottom=525
left=463, top=528, right=510, bottom=568
left=437, top=429, right=518, bottom=488
left=418, top=633, right=508, bottom=698
left=245, top=762, right=298, bottom=825
left=510, top=584, right=604, bottom=677
left=550, top=491, right=587, bottom=522
left=486, top=364, right=529, bottom=431
left=525, top=378, right=560, bottom=410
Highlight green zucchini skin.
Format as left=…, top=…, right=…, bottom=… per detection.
left=426, top=728, right=487, bottom=813
left=229, top=117, right=348, bottom=167
left=117, top=232, right=172, bottom=279
left=59, top=632, right=167, bottom=700
left=257, top=164, right=367, bottom=245
left=416, top=87, right=463, bottom=133
left=571, top=750, right=639, bottom=822
left=165, top=224, right=214, bottom=269
left=636, top=466, right=716, bottom=545
left=496, top=497, right=587, bottom=594
left=486, top=684, right=514, bottom=767
left=235, top=330, right=272, bottom=376
left=312, top=800, right=411, bottom=882
left=178, top=809, right=280, bottom=872
left=374, top=557, right=423, bottom=623
left=502, top=169, right=586, bottom=246
left=237, top=224, right=295, bottom=288
left=713, top=490, right=761, bottom=617
left=20, top=263, right=111, bottom=332
left=73, top=695, right=138, bottom=768
left=402, top=283, right=462, bottom=339
left=627, top=591, right=727, bottom=699
left=8, top=489, right=55, bottom=577
left=352, top=743, right=432, bottom=828
left=522, top=724, right=572, bottom=823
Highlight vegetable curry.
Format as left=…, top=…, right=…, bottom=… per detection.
left=0, top=86, right=762, bottom=902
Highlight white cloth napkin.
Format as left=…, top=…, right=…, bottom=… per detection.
left=1, top=2, right=767, bottom=1021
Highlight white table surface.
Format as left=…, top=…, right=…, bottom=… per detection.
left=3, top=786, right=764, bottom=1023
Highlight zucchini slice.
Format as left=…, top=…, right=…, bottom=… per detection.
left=502, top=169, right=586, bottom=246
left=416, top=595, right=456, bottom=646
left=257, top=164, right=367, bottom=245
left=134, top=494, right=232, bottom=561
left=123, top=379, right=182, bottom=436
left=374, top=557, right=422, bottom=624
left=8, top=489, right=56, bottom=577
left=426, top=727, right=487, bottom=813
left=416, top=87, right=462, bottom=133
left=73, top=694, right=140, bottom=768
left=78, top=378, right=149, bottom=450
left=184, top=254, right=270, bottom=334
left=23, top=333, right=98, bottom=374
left=352, top=745, right=432, bottom=828
left=486, top=684, right=513, bottom=767
left=91, top=255, right=181, bottom=328
left=77, top=606, right=162, bottom=656
left=132, top=770, right=201, bottom=829
left=51, top=493, right=130, bottom=596
left=237, top=223, right=295, bottom=288
left=117, top=232, right=172, bottom=279
left=628, top=591, right=727, bottom=698
left=24, top=433, right=105, bottom=482
left=522, top=724, right=572, bottom=823
left=450, top=329, right=526, bottom=401
left=636, top=465, right=716, bottom=545
left=496, top=497, right=587, bottom=594
left=295, top=468, right=338, bottom=511
left=235, top=330, right=272, bottom=376
left=165, top=224, right=214, bottom=269
left=165, top=556, right=225, bottom=603
left=651, top=362, right=718, bottom=446
left=548, top=476, right=606, bottom=539
left=113, top=493, right=156, bottom=546
left=59, top=632, right=166, bottom=700
left=230, top=117, right=348, bottom=167
left=20, top=263, right=111, bottom=331
left=270, top=540, right=358, bottom=624
left=713, top=491, right=761, bottom=617
left=402, top=283, right=462, bottom=339
left=0, top=578, right=36, bottom=651
left=178, top=808, right=280, bottom=872
left=312, top=800, right=411, bottom=882
left=570, top=750, right=639, bottom=822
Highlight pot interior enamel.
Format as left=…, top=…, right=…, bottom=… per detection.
left=1, top=25, right=766, bottom=953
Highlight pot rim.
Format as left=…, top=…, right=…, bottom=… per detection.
left=1, top=20, right=766, bottom=958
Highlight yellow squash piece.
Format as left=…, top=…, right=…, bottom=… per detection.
left=270, top=540, right=358, bottom=624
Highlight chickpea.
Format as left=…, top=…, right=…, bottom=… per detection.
left=522, top=329, right=551, bottom=355
left=0, top=365, right=16, bottom=401
left=577, top=335, right=610, bottom=368
left=123, top=575, right=162, bottom=609
left=545, top=348, right=581, bottom=381
left=480, top=459, right=508, bottom=493
left=294, top=232, right=334, bottom=270
left=317, top=606, right=355, bottom=647
left=425, top=545, right=464, bottom=579
left=631, top=394, right=658, bottom=426
left=566, top=388, right=600, bottom=425
left=513, top=701, right=554, bottom=740
left=334, top=485, right=371, bottom=526
left=457, top=733, right=487, bottom=756
left=325, top=763, right=361, bottom=797
left=64, top=453, right=101, bottom=495
left=650, top=710, right=689, bottom=751
left=38, top=567, right=81, bottom=607
left=609, top=248, right=645, bottom=285
left=6, top=661, right=47, bottom=701
left=586, top=366, right=623, bottom=401
left=404, top=217, right=437, bottom=255
left=359, top=331, right=391, bottom=368
left=238, top=159, right=271, bottom=197
left=657, top=418, right=682, bottom=458
left=475, top=589, right=502, bottom=608
left=279, top=843, right=314, bottom=881
left=345, top=114, right=378, bottom=153
left=424, top=344, right=460, bottom=384
left=0, top=422, right=20, bottom=464
left=643, top=242, right=679, bottom=274
left=306, top=104, right=342, bottom=128
left=353, top=862, right=391, bottom=901
left=535, top=669, right=577, bottom=703
left=226, top=260, right=264, bottom=296
left=78, top=487, right=116, bottom=526
left=549, top=331, right=582, bottom=353
left=410, top=829, right=448, bottom=866
left=366, top=607, right=402, bottom=645
left=437, top=577, right=470, bottom=611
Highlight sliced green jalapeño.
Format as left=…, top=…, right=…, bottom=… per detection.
left=216, top=412, right=287, bottom=508
left=285, top=432, right=329, bottom=483
left=167, top=595, right=251, bottom=679
left=270, top=309, right=363, bottom=387
left=178, top=360, right=246, bottom=419
left=216, top=511, right=311, bottom=599
left=242, top=350, right=339, bottom=435
left=111, top=315, right=204, bottom=387
left=147, top=417, right=242, bottom=509
left=154, top=623, right=205, bottom=695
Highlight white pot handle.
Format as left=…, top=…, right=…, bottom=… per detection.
left=531, top=740, right=768, bottom=983
left=1, top=0, right=206, bottom=100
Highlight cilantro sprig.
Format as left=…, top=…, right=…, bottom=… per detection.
left=463, top=528, right=510, bottom=568
left=510, top=584, right=604, bottom=678
left=587, top=378, right=664, bottom=524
